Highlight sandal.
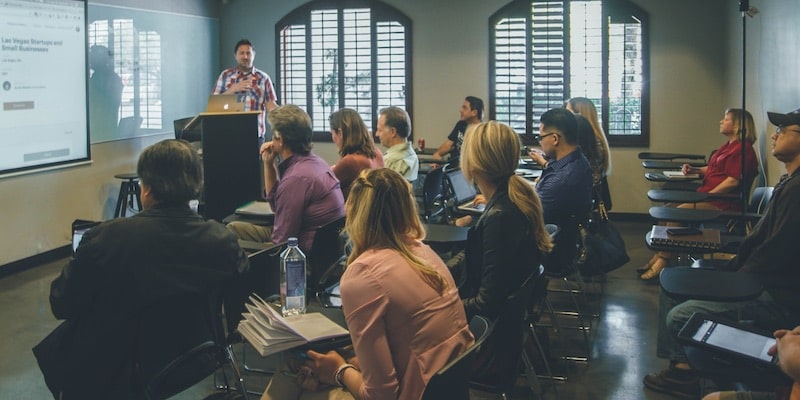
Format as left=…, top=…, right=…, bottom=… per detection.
left=636, top=254, right=662, bottom=274
left=640, top=257, right=669, bottom=281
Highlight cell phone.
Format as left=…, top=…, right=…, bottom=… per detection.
left=666, top=227, right=703, bottom=236
left=677, top=313, right=779, bottom=368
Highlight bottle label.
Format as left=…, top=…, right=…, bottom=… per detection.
left=285, top=260, right=306, bottom=297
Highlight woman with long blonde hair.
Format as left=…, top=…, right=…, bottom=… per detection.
left=263, top=168, right=473, bottom=400
left=565, top=97, right=612, bottom=180
left=458, top=120, right=553, bottom=319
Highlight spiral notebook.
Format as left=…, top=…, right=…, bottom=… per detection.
left=649, top=225, right=721, bottom=250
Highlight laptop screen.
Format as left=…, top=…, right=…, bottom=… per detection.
left=447, top=170, right=477, bottom=203
left=71, top=220, right=100, bottom=255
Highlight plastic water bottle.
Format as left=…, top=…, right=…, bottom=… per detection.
left=280, top=237, right=307, bottom=316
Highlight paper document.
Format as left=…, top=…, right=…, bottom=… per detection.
left=663, top=171, right=700, bottom=180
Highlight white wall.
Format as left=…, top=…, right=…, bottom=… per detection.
left=724, top=0, right=800, bottom=186
left=2, top=0, right=798, bottom=268
left=219, top=0, right=731, bottom=214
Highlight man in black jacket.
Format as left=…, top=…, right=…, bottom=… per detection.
left=33, top=139, right=249, bottom=399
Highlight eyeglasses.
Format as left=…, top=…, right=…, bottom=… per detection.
left=536, top=132, right=559, bottom=141
left=775, top=126, right=800, bottom=135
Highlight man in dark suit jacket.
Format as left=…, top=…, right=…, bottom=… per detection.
left=33, top=139, right=249, bottom=399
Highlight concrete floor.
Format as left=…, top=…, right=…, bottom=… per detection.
left=0, top=221, right=686, bottom=399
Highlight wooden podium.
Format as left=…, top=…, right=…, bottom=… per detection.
left=184, top=111, right=261, bottom=222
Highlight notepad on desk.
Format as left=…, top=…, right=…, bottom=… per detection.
left=663, top=170, right=701, bottom=180
left=234, top=201, right=274, bottom=217
left=649, top=225, right=721, bottom=250
left=237, top=294, right=350, bottom=357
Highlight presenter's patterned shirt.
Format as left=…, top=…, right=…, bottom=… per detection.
left=212, top=66, right=277, bottom=137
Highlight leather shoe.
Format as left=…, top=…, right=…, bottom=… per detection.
left=643, top=367, right=699, bottom=399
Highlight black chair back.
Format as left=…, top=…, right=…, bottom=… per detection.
left=470, top=271, right=541, bottom=394
left=422, top=315, right=493, bottom=400
left=420, top=166, right=446, bottom=221
left=308, top=217, right=347, bottom=292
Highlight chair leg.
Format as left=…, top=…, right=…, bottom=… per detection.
left=225, top=345, right=249, bottom=399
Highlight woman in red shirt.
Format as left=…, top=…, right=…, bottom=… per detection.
left=640, top=108, right=759, bottom=280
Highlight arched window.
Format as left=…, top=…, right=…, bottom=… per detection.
left=491, top=0, right=649, bottom=147
left=276, top=0, right=411, bottom=140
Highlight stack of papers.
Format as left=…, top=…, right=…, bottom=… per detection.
left=235, top=201, right=274, bottom=216
left=237, top=294, right=349, bottom=357
left=663, top=170, right=700, bottom=180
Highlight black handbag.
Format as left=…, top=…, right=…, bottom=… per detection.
left=577, top=183, right=629, bottom=275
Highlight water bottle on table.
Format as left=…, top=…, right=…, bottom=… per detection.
left=280, top=237, right=307, bottom=316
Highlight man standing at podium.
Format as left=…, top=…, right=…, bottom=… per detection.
left=213, top=39, right=279, bottom=145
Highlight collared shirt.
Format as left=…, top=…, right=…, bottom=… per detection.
left=535, top=149, right=593, bottom=226
left=267, top=152, right=345, bottom=252
left=383, top=141, right=419, bottom=182
left=212, top=66, right=277, bottom=137
left=696, top=140, right=758, bottom=211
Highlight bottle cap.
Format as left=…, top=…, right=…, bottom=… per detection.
left=288, top=237, right=298, bottom=246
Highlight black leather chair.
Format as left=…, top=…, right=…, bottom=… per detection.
left=307, top=217, right=347, bottom=293
left=422, top=315, right=493, bottom=400
left=418, top=165, right=447, bottom=222
left=141, top=290, right=248, bottom=400
left=470, top=271, right=542, bottom=398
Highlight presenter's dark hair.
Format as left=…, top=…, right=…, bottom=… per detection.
left=137, top=139, right=203, bottom=205
left=269, top=104, right=313, bottom=154
left=540, top=107, right=578, bottom=145
left=234, top=39, right=254, bottom=53
left=379, top=106, right=412, bottom=139
left=466, top=96, right=484, bottom=121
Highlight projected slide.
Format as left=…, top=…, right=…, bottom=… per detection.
left=0, top=0, right=88, bottom=176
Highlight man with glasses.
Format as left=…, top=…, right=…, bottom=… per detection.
left=534, top=108, right=593, bottom=273
left=643, top=108, right=800, bottom=399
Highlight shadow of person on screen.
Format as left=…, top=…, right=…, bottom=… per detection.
left=89, top=45, right=123, bottom=139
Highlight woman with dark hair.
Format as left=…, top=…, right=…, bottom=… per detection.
left=329, top=108, right=384, bottom=199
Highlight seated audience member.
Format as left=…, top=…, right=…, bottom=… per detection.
left=564, top=97, right=612, bottom=185
left=704, top=326, right=800, bottom=400
left=432, top=96, right=484, bottom=165
left=33, top=139, right=249, bottom=399
left=227, top=104, right=345, bottom=252
left=376, top=106, right=419, bottom=182
left=639, top=108, right=758, bottom=280
left=643, top=108, right=800, bottom=399
left=533, top=108, right=593, bottom=272
left=262, top=168, right=473, bottom=400
left=329, top=108, right=384, bottom=199
left=456, top=121, right=553, bottom=320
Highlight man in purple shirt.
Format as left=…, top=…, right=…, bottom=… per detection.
left=227, top=105, right=344, bottom=252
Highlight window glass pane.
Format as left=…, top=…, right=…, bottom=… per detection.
left=531, top=1, right=565, bottom=134
left=608, top=18, right=642, bottom=136
left=310, top=9, right=338, bottom=129
left=494, top=17, right=527, bottom=134
left=279, top=25, right=307, bottom=107
left=376, top=21, right=406, bottom=116
left=342, top=8, right=373, bottom=127
left=569, top=0, right=602, bottom=119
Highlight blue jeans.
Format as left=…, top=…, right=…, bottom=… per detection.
left=656, top=289, right=787, bottom=363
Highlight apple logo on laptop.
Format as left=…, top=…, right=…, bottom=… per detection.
left=223, top=104, right=229, bottom=110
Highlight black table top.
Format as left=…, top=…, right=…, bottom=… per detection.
left=422, top=223, right=469, bottom=244
left=648, top=206, right=722, bottom=223
left=638, top=152, right=706, bottom=161
left=647, top=189, right=710, bottom=203
left=660, top=267, right=762, bottom=301
left=642, top=160, right=707, bottom=169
